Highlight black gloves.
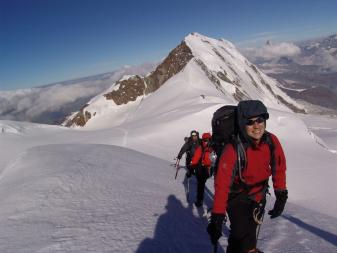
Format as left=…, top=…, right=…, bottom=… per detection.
left=268, top=190, right=288, bottom=219
left=207, top=213, right=225, bottom=245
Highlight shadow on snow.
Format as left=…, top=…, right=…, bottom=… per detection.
left=283, top=215, right=337, bottom=248
left=135, top=173, right=227, bottom=253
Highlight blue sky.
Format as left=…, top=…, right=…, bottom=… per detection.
left=1, top=0, right=337, bottom=90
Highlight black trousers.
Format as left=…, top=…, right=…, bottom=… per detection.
left=185, top=156, right=191, bottom=170
left=226, top=193, right=266, bottom=253
left=195, top=166, right=209, bottom=202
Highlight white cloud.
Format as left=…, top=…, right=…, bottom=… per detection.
left=299, top=49, right=337, bottom=71
left=0, top=62, right=157, bottom=123
left=0, top=84, right=103, bottom=121
left=242, top=41, right=301, bottom=61
left=24, top=84, right=102, bottom=118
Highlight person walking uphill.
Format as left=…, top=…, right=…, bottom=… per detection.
left=176, top=130, right=201, bottom=177
left=207, top=100, right=288, bottom=253
left=190, top=132, right=214, bottom=207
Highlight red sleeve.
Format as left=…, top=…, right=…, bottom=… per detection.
left=270, top=134, right=287, bottom=190
left=212, top=144, right=237, bottom=214
left=191, top=146, right=202, bottom=166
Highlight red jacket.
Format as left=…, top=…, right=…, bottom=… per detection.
left=213, top=133, right=287, bottom=215
left=191, top=142, right=213, bottom=169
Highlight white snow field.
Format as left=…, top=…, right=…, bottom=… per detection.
left=0, top=33, right=336, bottom=252
left=0, top=110, right=336, bottom=253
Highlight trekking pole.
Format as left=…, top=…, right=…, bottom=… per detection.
left=174, top=159, right=180, bottom=179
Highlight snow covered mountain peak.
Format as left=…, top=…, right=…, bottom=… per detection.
left=64, top=33, right=305, bottom=128
left=185, top=32, right=237, bottom=51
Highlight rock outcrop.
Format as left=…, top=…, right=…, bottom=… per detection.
left=65, top=41, right=193, bottom=127
left=104, top=41, right=193, bottom=104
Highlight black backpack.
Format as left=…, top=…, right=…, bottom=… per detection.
left=211, top=105, right=275, bottom=179
left=211, top=105, right=237, bottom=173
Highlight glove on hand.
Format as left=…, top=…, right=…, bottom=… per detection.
left=186, top=165, right=196, bottom=178
left=268, top=190, right=288, bottom=219
left=207, top=213, right=225, bottom=245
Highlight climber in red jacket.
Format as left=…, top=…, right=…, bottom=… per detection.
left=207, top=100, right=288, bottom=253
left=190, top=132, right=214, bottom=207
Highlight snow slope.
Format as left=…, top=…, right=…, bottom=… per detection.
left=0, top=141, right=336, bottom=253
left=1, top=105, right=337, bottom=253
left=0, top=144, right=190, bottom=253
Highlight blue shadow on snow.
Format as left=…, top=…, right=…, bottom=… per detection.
left=283, top=215, right=337, bottom=248
left=135, top=194, right=225, bottom=253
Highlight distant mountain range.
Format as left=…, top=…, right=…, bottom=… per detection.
left=243, top=34, right=337, bottom=113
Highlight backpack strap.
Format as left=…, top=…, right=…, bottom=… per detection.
left=235, top=135, right=247, bottom=183
left=264, top=132, right=276, bottom=176
left=229, top=132, right=275, bottom=199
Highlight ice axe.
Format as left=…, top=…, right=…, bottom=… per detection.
left=174, top=159, right=180, bottom=179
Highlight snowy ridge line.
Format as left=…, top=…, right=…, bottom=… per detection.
left=307, top=129, right=337, bottom=154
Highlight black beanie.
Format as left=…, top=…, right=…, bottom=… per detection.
left=237, top=100, right=269, bottom=146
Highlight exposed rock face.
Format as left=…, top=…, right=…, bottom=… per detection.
left=217, top=71, right=233, bottom=84
left=65, top=41, right=193, bottom=127
left=212, top=48, right=227, bottom=63
left=64, top=104, right=91, bottom=127
left=104, top=75, right=146, bottom=105
left=143, top=41, right=193, bottom=95
left=233, top=87, right=249, bottom=101
left=245, top=71, right=259, bottom=88
left=104, top=41, right=193, bottom=105
left=195, top=58, right=248, bottom=101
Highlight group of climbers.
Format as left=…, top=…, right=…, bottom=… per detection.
left=177, top=131, right=215, bottom=207
left=175, top=100, right=288, bottom=253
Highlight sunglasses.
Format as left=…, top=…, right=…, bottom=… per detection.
left=246, top=117, right=265, bottom=126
